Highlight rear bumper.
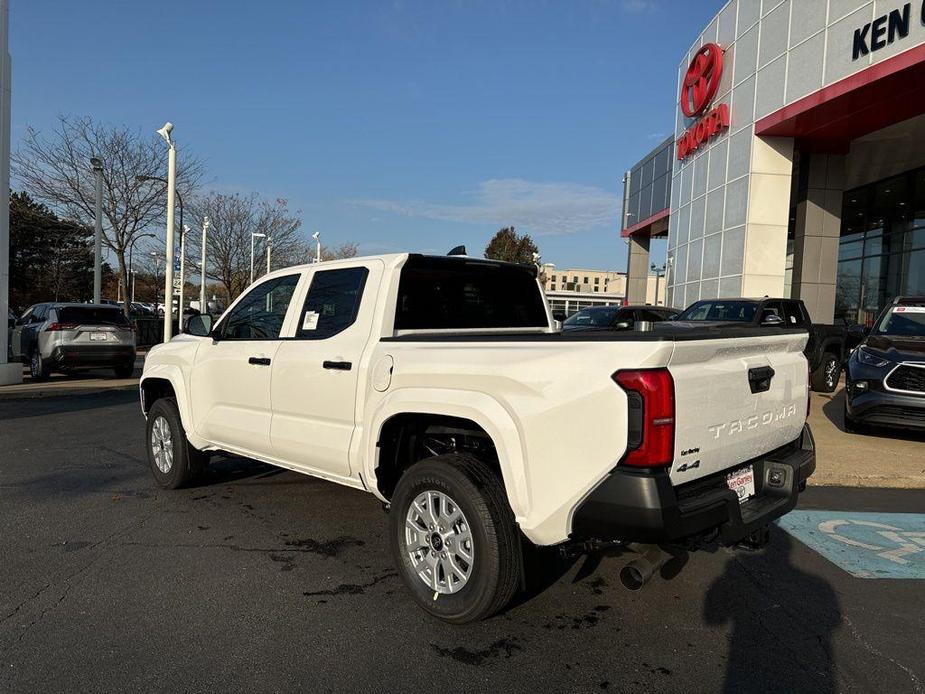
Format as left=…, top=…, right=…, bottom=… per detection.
left=570, top=424, right=816, bottom=546
left=48, top=345, right=136, bottom=368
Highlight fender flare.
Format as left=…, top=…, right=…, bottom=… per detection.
left=139, top=364, right=207, bottom=449
left=364, top=387, right=530, bottom=521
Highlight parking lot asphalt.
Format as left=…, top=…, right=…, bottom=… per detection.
left=2, top=391, right=924, bottom=693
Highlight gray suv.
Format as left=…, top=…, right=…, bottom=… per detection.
left=10, top=303, right=137, bottom=381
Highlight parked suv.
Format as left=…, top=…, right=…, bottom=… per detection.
left=11, top=303, right=137, bottom=381
left=673, top=297, right=849, bottom=392
left=561, top=305, right=679, bottom=331
left=845, top=296, right=925, bottom=433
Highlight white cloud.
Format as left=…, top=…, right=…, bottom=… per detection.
left=349, top=178, right=619, bottom=236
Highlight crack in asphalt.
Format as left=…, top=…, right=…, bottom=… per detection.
left=842, top=614, right=924, bottom=694
left=301, top=571, right=398, bottom=597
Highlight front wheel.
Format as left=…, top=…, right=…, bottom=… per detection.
left=388, top=453, right=521, bottom=624
left=811, top=353, right=840, bottom=393
left=146, top=398, right=209, bottom=489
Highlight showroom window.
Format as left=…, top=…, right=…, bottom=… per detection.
left=836, top=168, right=925, bottom=325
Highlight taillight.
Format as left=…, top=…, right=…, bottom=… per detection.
left=612, top=368, right=675, bottom=468
left=46, top=322, right=78, bottom=331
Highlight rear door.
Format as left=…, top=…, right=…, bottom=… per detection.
left=667, top=330, right=809, bottom=485
left=269, top=260, right=383, bottom=478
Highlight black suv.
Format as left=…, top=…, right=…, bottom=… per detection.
left=844, top=296, right=925, bottom=433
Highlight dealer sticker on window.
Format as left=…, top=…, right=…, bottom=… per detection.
left=726, top=465, right=755, bottom=504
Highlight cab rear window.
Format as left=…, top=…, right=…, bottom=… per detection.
left=58, top=307, right=129, bottom=325
left=395, top=256, right=548, bottom=330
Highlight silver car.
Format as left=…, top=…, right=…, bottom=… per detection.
left=10, top=303, right=137, bottom=381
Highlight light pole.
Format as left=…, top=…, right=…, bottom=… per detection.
left=266, top=237, right=272, bottom=275
left=651, top=262, right=666, bottom=306
left=200, top=216, right=209, bottom=314
left=128, top=233, right=156, bottom=306
left=312, top=231, right=321, bottom=263
left=135, top=175, right=184, bottom=237
left=250, top=232, right=266, bottom=284
left=90, top=157, right=104, bottom=303
left=156, top=122, right=176, bottom=341
left=178, top=224, right=189, bottom=332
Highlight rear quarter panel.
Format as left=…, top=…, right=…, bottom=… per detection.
left=362, top=338, right=675, bottom=545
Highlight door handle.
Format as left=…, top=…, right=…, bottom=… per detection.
left=248, top=357, right=271, bottom=366
left=323, top=360, right=352, bottom=371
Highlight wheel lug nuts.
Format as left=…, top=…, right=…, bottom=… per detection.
left=441, top=552, right=447, bottom=559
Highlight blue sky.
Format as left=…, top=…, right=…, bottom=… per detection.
left=11, top=0, right=722, bottom=271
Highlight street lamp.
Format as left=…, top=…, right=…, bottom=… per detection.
left=250, top=232, right=266, bottom=284
left=200, top=216, right=210, bottom=314
left=90, top=157, right=104, bottom=304
left=266, top=236, right=273, bottom=275
left=155, top=122, right=176, bottom=341
left=178, top=224, right=189, bottom=332
left=312, top=231, right=321, bottom=263
left=651, top=262, right=666, bottom=306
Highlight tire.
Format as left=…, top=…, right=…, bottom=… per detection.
left=146, top=398, right=209, bottom=489
left=811, top=353, right=840, bottom=393
left=29, top=350, right=49, bottom=382
left=114, top=361, right=135, bottom=378
left=388, top=453, right=521, bottom=624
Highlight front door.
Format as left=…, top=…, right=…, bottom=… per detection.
left=190, top=274, right=302, bottom=455
left=270, top=261, right=382, bottom=478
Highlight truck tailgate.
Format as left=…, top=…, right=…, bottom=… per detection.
left=667, top=331, right=808, bottom=486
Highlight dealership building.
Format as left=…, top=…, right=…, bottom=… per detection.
left=622, top=0, right=925, bottom=325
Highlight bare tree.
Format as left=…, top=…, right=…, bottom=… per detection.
left=320, top=241, right=360, bottom=261
left=186, top=193, right=304, bottom=301
left=13, top=115, right=203, bottom=313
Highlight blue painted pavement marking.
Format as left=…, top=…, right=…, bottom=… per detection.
left=777, top=511, right=925, bottom=579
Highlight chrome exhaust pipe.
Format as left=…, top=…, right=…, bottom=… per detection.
left=619, top=545, right=669, bottom=591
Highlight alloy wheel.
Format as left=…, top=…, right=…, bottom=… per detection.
left=150, top=415, right=174, bottom=473
left=404, top=490, right=474, bottom=595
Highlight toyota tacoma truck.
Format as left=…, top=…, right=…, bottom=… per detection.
left=140, top=253, right=816, bottom=623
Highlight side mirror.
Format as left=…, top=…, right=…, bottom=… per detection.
left=186, top=313, right=213, bottom=337
left=761, top=313, right=785, bottom=327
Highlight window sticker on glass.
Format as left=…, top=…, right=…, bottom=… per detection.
left=302, top=311, right=320, bottom=331
left=895, top=306, right=925, bottom=313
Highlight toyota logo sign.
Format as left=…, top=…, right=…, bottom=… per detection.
left=680, top=43, right=724, bottom=118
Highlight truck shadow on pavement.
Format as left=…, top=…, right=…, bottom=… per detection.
left=704, top=529, right=841, bottom=694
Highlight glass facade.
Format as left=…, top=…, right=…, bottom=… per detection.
left=837, top=167, right=925, bottom=325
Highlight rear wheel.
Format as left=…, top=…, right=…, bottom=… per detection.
left=388, top=453, right=520, bottom=624
left=29, top=350, right=49, bottom=381
left=146, top=398, right=209, bottom=489
left=811, top=353, right=840, bottom=393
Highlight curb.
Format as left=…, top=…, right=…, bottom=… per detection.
left=0, top=382, right=138, bottom=401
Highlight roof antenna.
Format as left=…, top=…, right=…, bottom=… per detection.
left=447, top=245, right=467, bottom=256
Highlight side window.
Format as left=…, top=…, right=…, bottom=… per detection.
left=638, top=309, right=669, bottom=322
left=32, top=305, right=47, bottom=321
left=782, top=302, right=804, bottom=326
left=220, top=275, right=300, bottom=340
left=760, top=302, right=784, bottom=323
left=296, top=267, right=369, bottom=339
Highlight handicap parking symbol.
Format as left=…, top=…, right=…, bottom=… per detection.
left=778, top=511, right=925, bottom=579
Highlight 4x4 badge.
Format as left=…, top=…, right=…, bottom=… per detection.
left=676, top=460, right=701, bottom=473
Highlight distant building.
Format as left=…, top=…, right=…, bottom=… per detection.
left=540, top=263, right=668, bottom=317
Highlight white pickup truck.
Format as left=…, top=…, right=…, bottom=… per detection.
left=140, top=253, right=816, bottom=623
